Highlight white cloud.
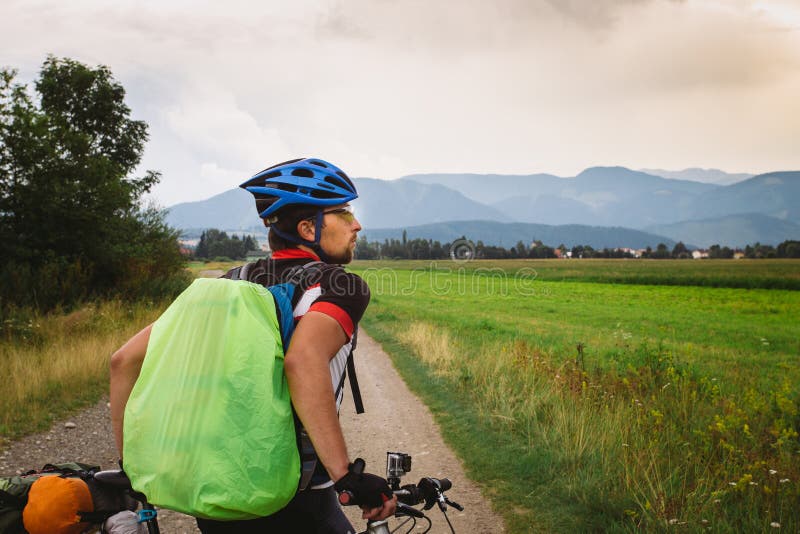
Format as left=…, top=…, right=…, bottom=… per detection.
left=1, top=0, right=798, bottom=206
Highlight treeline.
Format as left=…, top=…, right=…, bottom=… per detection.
left=1, top=57, right=189, bottom=314
left=354, top=233, right=800, bottom=260
left=193, top=229, right=259, bottom=260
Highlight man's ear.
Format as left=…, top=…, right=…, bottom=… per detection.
left=296, top=218, right=316, bottom=242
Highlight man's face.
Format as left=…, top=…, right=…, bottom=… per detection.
left=318, top=204, right=362, bottom=264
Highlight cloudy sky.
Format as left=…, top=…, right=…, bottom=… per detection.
left=2, top=0, right=799, bottom=206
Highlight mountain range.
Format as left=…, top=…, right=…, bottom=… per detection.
left=164, top=167, right=800, bottom=249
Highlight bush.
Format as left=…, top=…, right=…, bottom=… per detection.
left=1, top=57, right=187, bottom=314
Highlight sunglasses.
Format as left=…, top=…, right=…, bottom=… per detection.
left=321, top=205, right=356, bottom=223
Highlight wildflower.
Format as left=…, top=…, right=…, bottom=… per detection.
left=779, top=478, right=790, bottom=484
left=770, top=522, right=780, bottom=528
left=668, top=519, right=678, bottom=525
left=713, top=499, right=721, bottom=504
left=622, top=443, right=629, bottom=447
left=662, top=382, right=671, bottom=390
left=769, top=469, right=778, bottom=475
left=728, top=482, right=737, bottom=486
left=701, top=519, right=709, bottom=525
left=749, top=481, right=758, bottom=486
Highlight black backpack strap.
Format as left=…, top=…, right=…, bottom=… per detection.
left=282, top=260, right=325, bottom=287
left=348, top=329, right=364, bottom=414
left=336, top=328, right=364, bottom=414
left=228, top=262, right=253, bottom=281
left=0, top=488, right=25, bottom=508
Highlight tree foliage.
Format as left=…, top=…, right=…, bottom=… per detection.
left=0, top=57, right=187, bottom=311
left=194, top=229, right=259, bottom=260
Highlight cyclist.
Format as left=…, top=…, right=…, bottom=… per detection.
left=110, top=158, right=396, bottom=533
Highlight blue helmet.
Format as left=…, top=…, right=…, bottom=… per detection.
left=240, top=158, right=358, bottom=221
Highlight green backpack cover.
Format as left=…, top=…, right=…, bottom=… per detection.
left=123, top=278, right=300, bottom=520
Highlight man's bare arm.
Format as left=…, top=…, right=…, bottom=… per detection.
left=284, top=311, right=351, bottom=482
left=109, top=324, right=152, bottom=456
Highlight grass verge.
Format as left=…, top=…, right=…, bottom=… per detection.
left=1, top=300, right=166, bottom=446
left=363, top=296, right=800, bottom=532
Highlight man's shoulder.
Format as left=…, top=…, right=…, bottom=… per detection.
left=311, top=265, right=369, bottom=299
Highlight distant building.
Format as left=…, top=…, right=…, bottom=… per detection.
left=246, top=249, right=270, bottom=260
left=692, top=250, right=709, bottom=259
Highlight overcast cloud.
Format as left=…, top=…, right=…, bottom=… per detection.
left=2, top=0, right=799, bottom=206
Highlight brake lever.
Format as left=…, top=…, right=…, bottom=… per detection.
left=396, top=502, right=425, bottom=518
left=445, top=497, right=464, bottom=512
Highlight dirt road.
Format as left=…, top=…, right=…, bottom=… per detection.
left=0, top=330, right=504, bottom=533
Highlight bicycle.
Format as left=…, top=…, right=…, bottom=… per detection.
left=342, top=451, right=464, bottom=534
left=92, top=451, right=463, bottom=534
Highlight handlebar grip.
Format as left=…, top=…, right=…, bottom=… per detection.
left=396, top=503, right=425, bottom=518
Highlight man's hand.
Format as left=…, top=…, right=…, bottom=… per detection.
left=360, top=494, right=398, bottom=521
left=335, top=458, right=396, bottom=520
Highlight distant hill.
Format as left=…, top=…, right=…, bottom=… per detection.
left=165, top=188, right=256, bottom=231
left=162, top=167, right=799, bottom=248
left=402, top=172, right=564, bottom=204
left=685, top=171, right=800, bottom=223
left=354, top=178, right=512, bottom=228
left=640, top=168, right=754, bottom=185
left=407, top=167, right=716, bottom=227
left=646, top=213, right=800, bottom=248
left=361, top=220, right=677, bottom=249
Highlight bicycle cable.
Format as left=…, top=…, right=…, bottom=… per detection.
left=390, top=516, right=414, bottom=534
left=441, top=507, right=456, bottom=534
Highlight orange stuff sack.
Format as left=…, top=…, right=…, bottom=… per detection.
left=22, top=475, right=94, bottom=534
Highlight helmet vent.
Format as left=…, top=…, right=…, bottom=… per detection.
left=309, top=160, right=328, bottom=168
left=317, top=182, right=335, bottom=191
left=291, top=168, right=314, bottom=178
left=323, top=176, right=347, bottom=189
left=336, top=171, right=355, bottom=189
left=309, top=189, right=340, bottom=199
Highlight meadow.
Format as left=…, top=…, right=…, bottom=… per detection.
left=2, top=258, right=797, bottom=532
left=350, top=259, right=800, bottom=532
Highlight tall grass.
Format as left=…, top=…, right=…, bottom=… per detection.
left=0, top=300, right=166, bottom=443
left=370, top=317, right=799, bottom=532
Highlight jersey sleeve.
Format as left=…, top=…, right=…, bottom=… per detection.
left=307, top=269, right=370, bottom=339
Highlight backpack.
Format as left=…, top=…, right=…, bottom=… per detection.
left=0, top=463, right=136, bottom=534
left=122, top=269, right=315, bottom=520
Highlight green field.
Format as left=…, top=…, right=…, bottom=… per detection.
left=350, top=259, right=800, bottom=532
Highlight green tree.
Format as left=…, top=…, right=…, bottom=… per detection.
left=777, top=240, right=800, bottom=258
left=671, top=241, right=690, bottom=259
left=0, top=57, right=186, bottom=310
left=651, top=243, right=671, bottom=259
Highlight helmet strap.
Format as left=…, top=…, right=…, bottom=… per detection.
left=269, top=210, right=332, bottom=263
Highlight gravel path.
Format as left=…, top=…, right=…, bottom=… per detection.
left=1, top=330, right=504, bottom=533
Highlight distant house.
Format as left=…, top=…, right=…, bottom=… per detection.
left=692, top=250, right=709, bottom=259
left=733, top=251, right=746, bottom=259
left=246, top=249, right=270, bottom=261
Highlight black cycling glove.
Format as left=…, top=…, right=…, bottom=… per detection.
left=334, top=458, right=393, bottom=508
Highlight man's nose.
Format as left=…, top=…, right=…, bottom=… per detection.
left=352, top=217, right=362, bottom=231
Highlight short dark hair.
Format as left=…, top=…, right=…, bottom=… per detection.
left=266, top=204, right=326, bottom=251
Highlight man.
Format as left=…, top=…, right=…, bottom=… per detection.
left=110, top=158, right=396, bottom=533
